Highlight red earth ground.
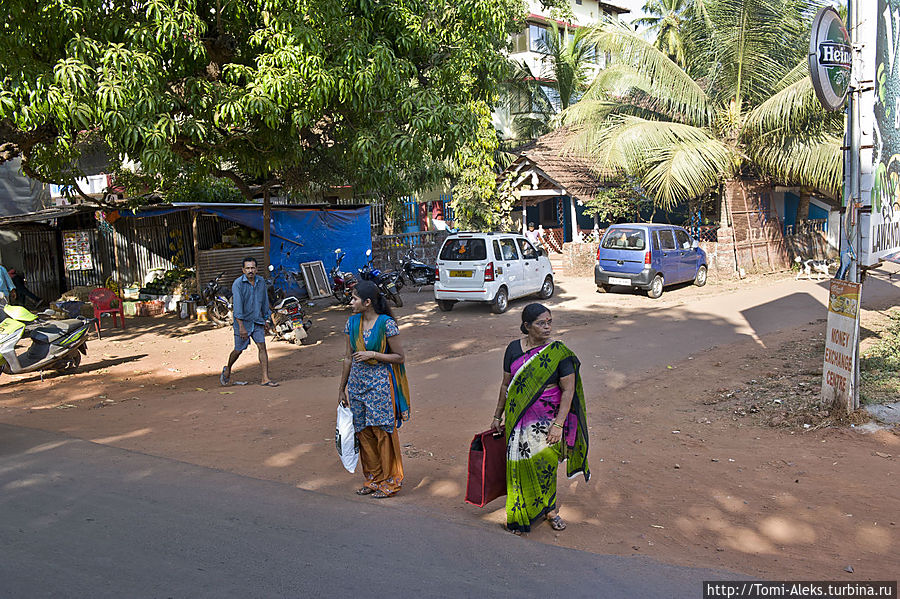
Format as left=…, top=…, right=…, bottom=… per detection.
left=1, top=268, right=898, bottom=580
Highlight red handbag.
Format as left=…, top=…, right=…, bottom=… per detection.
left=464, top=429, right=507, bottom=507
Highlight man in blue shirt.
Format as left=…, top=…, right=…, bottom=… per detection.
left=220, top=257, right=278, bottom=387
left=0, top=266, right=15, bottom=304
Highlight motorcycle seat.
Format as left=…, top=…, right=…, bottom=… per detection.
left=30, top=319, right=84, bottom=344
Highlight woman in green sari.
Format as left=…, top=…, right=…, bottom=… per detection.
left=490, top=303, right=589, bottom=533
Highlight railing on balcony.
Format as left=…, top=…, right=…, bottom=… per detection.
left=784, top=219, right=827, bottom=236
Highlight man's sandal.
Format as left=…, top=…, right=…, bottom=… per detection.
left=547, top=514, right=567, bottom=531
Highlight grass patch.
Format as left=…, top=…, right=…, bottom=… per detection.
left=860, top=307, right=900, bottom=405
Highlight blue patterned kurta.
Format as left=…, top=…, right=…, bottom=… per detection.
left=344, top=317, right=400, bottom=433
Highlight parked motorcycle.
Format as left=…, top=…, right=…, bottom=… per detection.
left=202, top=272, right=233, bottom=327
left=358, top=250, right=404, bottom=308
left=270, top=295, right=312, bottom=345
left=0, top=303, right=94, bottom=376
left=266, top=264, right=311, bottom=345
left=396, top=248, right=436, bottom=291
left=330, top=249, right=356, bottom=305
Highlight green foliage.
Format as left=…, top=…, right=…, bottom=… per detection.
left=450, top=103, right=516, bottom=231
left=581, top=177, right=652, bottom=222
left=563, top=0, right=841, bottom=211
left=499, top=22, right=594, bottom=143
left=860, top=308, right=900, bottom=405
left=1, top=0, right=526, bottom=199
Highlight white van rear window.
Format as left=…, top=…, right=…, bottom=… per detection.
left=439, top=238, right=487, bottom=261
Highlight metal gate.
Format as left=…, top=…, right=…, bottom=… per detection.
left=21, top=230, right=61, bottom=302
left=723, top=180, right=791, bottom=272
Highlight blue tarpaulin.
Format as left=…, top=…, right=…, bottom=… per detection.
left=122, top=205, right=372, bottom=293
left=200, top=206, right=371, bottom=276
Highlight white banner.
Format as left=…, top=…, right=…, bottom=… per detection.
left=821, top=279, right=862, bottom=411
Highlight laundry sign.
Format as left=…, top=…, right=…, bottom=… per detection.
left=821, top=279, right=862, bottom=412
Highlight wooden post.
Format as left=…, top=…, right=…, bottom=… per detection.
left=192, top=209, right=201, bottom=297
left=112, top=220, right=121, bottom=290
left=263, top=188, right=271, bottom=272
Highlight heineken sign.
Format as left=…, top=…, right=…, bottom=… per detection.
left=809, top=7, right=852, bottom=111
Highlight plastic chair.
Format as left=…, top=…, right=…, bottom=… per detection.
left=89, top=287, right=125, bottom=338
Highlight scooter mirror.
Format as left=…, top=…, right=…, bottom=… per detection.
left=268, top=264, right=275, bottom=272
left=335, top=248, right=341, bottom=253
left=366, top=249, right=372, bottom=256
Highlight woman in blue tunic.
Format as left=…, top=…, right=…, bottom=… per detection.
left=338, top=281, right=411, bottom=498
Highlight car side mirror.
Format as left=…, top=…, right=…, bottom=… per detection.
left=538, top=247, right=545, bottom=257
left=692, top=239, right=700, bottom=249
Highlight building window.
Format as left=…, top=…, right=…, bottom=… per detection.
left=538, top=84, right=562, bottom=112
left=509, top=28, right=528, bottom=54
left=529, top=23, right=550, bottom=53
left=575, top=0, right=582, bottom=4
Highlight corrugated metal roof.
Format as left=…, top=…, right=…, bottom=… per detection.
left=0, top=205, right=96, bottom=227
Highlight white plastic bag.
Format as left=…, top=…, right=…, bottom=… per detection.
left=336, top=404, right=359, bottom=473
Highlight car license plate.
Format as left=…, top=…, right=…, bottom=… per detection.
left=609, top=277, right=631, bottom=286
left=449, top=270, right=473, bottom=277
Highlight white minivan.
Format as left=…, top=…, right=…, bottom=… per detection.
left=433, top=232, right=555, bottom=313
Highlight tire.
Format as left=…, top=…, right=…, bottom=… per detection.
left=647, top=274, right=664, bottom=299
left=436, top=299, right=456, bottom=312
left=390, top=292, right=404, bottom=308
left=596, top=284, right=611, bottom=293
left=490, top=287, right=509, bottom=314
left=208, top=300, right=231, bottom=327
left=538, top=275, right=554, bottom=299
left=694, top=265, right=708, bottom=287
left=54, top=351, right=81, bottom=372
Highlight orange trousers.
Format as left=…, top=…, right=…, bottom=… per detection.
left=357, top=426, right=404, bottom=495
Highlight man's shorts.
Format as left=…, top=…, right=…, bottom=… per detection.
left=234, top=325, right=266, bottom=351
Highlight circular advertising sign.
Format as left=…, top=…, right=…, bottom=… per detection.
left=808, top=6, right=852, bottom=111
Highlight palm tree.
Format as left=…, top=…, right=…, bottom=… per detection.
left=632, top=0, right=691, bottom=66
left=561, top=0, right=842, bottom=213
left=500, top=22, right=596, bottom=143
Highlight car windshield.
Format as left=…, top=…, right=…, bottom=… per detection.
left=439, top=238, right=487, bottom=261
left=601, top=228, right=646, bottom=250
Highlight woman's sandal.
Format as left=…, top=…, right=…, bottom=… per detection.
left=547, top=514, right=567, bottom=531
left=371, top=490, right=393, bottom=499
left=355, top=486, right=375, bottom=496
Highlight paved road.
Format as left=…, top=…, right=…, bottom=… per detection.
left=0, top=424, right=737, bottom=598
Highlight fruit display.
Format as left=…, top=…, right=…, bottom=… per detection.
left=213, top=225, right=263, bottom=249
left=139, top=268, right=195, bottom=296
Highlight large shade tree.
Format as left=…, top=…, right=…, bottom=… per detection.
left=562, top=0, right=842, bottom=213
left=0, top=0, right=525, bottom=203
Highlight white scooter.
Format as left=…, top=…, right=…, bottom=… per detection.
left=0, top=303, right=94, bottom=376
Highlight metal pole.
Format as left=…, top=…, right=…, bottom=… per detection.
left=847, top=0, right=861, bottom=410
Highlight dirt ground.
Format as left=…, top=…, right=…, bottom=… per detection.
left=1, top=268, right=898, bottom=580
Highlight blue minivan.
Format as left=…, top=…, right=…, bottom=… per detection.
left=594, top=224, right=708, bottom=299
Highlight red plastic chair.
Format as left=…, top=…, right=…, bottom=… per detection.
left=89, top=287, right=125, bottom=338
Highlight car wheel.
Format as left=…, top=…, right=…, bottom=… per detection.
left=491, top=287, right=509, bottom=314
left=538, top=276, right=554, bottom=299
left=436, top=299, right=456, bottom=312
left=694, top=265, right=708, bottom=287
left=647, top=275, right=664, bottom=299
left=596, top=284, right=611, bottom=293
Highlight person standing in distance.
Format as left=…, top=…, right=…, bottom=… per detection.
left=220, top=257, right=279, bottom=387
